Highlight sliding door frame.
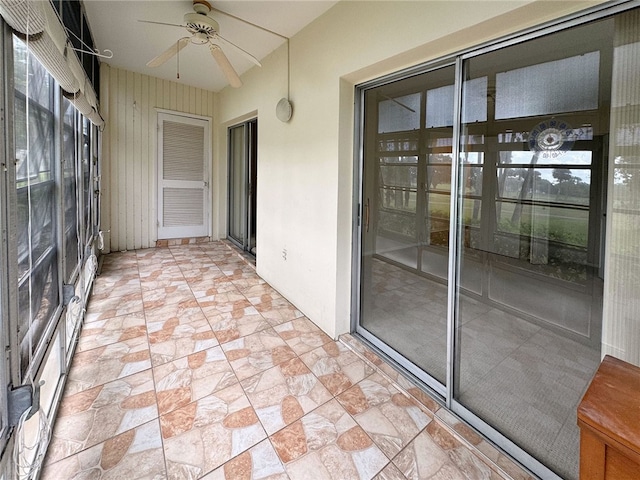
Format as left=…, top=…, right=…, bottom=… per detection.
left=0, top=19, right=12, bottom=456
left=352, top=2, right=639, bottom=479
left=227, top=118, right=257, bottom=254
left=352, top=57, right=457, bottom=401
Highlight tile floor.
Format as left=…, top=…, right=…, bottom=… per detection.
left=40, top=241, right=533, bottom=480
left=364, top=254, right=600, bottom=480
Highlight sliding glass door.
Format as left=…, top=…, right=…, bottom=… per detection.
left=453, top=17, right=610, bottom=479
left=359, top=65, right=456, bottom=388
left=228, top=119, right=257, bottom=254
left=354, top=5, right=640, bottom=479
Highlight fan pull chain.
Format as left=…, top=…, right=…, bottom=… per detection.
left=176, top=39, right=180, bottom=79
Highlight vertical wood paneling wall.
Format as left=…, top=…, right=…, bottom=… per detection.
left=100, top=64, right=217, bottom=252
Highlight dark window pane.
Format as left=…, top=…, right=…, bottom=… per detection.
left=63, top=99, right=79, bottom=280
left=14, top=35, right=60, bottom=377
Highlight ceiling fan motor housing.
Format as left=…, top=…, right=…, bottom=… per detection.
left=184, top=12, right=219, bottom=36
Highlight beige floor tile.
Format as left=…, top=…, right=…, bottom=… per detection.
left=175, top=257, right=216, bottom=272
left=46, top=369, right=157, bottom=464
left=141, top=282, right=196, bottom=310
left=240, top=357, right=332, bottom=435
left=340, top=334, right=386, bottom=369
left=392, top=425, right=479, bottom=480
left=255, top=297, right=305, bottom=327
left=435, top=409, right=483, bottom=447
left=66, top=336, right=151, bottom=393
left=374, top=463, right=408, bottom=480
left=91, top=278, right=142, bottom=300
left=42, top=242, right=534, bottom=480
left=76, top=312, right=146, bottom=353
left=300, top=342, right=375, bottom=397
left=147, top=316, right=218, bottom=367
left=208, top=254, right=244, bottom=267
left=101, top=252, right=138, bottom=269
left=337, top=373, right=431, bottom=459
left=85, top=291, right=144, bottom=322
left=153, top=346, right=237, bottom=416
left=270, top=399, right=389, bottom=480
left=136, top=247, right=175, bottom=260
left=92, top=271, right=140, bottom=293
left=221, top=328, right=297, bottom=381
left=241, top=284, right=282, bottom=302
left=394, top=376, right=441, bottom=415
left=181, top=265, right=226, bottom=284
left=137, top=256, right=179, bottom=270
left=220, top=264, right=256, bottom=278
left=144, top=298, right=203, bottom=324
left=201, top=439, right=289, bottom=480
left=274, top=317, right=333, bottom=356
left=138, top=266, right=185, bottom=291
left=231, top=276, right=268, bottom=293
left=42, top=420, right=166, bottom=480
left=145, top=299, right=217, bottom=366
left=208, top=309, right=271, bottom=344
left=198, top=291, right=253, bottom=316
left=161, top=383, right=267, bottom=478
left=189, top=277, right=241, bottom=298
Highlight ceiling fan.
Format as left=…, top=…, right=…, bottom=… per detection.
left=140, top=0, right=261, bottom=88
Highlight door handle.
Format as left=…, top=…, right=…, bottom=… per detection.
left=203, top=181, right=209, bottom=188
left=364, top=198, right=370, bottom=233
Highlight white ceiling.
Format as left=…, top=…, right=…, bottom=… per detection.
left=83, top=0, right=337, bottom=92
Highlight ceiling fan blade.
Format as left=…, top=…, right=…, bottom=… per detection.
left=210, top=44, right=242, bottom=88
left=147, top=37, right=190, bottom=68
left=215, top=34, right=262, bottom=67
left=138, top=19, right=186, bottom=29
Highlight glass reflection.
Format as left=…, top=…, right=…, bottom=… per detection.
left=360, top=65, right=456, bottom=383
left=455, top=17, right=609, bottom=480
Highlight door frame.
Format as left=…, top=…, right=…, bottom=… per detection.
left=156, top=109, right=212, bottom=240
left=227, top=118, right=257, bottom=254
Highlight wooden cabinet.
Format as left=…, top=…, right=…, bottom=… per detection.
left=577, top=355, right=640, bottom=480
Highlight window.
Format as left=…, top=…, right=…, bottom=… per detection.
left=63, top=98, right=79, bottom=281
left=0, top=5, right=102, bottom=476
left=82, top=116, right=92, bottom=246
left=13, top=36, right=61, bottom=377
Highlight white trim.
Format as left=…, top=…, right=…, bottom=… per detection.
left=155, top=107, right=212, bottom=123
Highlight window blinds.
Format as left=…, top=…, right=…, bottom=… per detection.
left=0, top=0, right=104, bottom=127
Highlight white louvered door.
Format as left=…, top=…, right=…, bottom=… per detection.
left=157, top=112, right=210, bottom=239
